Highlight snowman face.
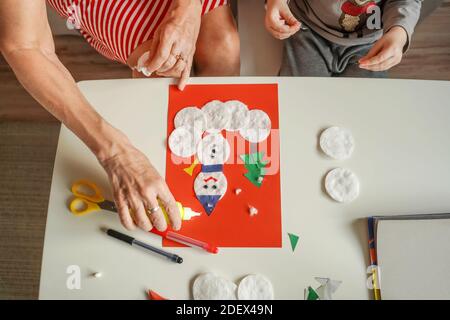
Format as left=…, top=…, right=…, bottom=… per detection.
left=194, top=172, right=228, bottom=198
left=197, top=133, right=230, bottom=165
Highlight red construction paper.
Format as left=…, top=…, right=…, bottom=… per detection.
left=164, top=84, right=281, bottom=247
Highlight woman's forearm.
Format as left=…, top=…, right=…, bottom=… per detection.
left=3, top=47, right=131, bottom=160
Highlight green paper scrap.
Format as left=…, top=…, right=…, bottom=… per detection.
left=306, top=286, right=319, bottom=300
left=240, top=152, right=268, bottom=187
left=240, top=152, right=268, bottom=166
left=288, top=233, right=299, bottom=252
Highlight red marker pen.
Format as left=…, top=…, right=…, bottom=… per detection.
left=150, top=229, right=219, bottom=254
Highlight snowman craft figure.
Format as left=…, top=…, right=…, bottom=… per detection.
left=168, top=100, right=272, bottom=215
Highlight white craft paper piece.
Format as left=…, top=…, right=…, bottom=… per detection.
left=193, top=273, right=237, bottom=300
left=314, top=277, right=342, bottom=300
left=202, top=100, right=231, bottom=133
left=197, top=133, right=230, bottom=165
left=194, top=172, right=228, bottom=199
left=168, top=127, right=201, bottom=158
left=239, top=109, right=271, bottom=143
left=237, top=274, right=274, bottom=300
left=224, top=100, right=250, bottom=131
left=174, top=106, right=207, bottom=132
left=319, top=126, right=355, bottom=160
left=325, top=168, right=360, bottom=203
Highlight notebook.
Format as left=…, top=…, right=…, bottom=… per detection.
left=368, top=213, right=450, bottom=300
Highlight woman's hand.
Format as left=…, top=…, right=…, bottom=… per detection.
left=142, top=0, right=202, bottom=90
left=265, top=0, right=301, bottom=40
left=1, top=0, right=181, bottom=233
left=99, top=145, right=181, bottom=232
left=359, top=26, right=408, bottom=71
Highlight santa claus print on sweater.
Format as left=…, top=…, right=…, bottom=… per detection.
left=339, top=0, right=377, bottom=33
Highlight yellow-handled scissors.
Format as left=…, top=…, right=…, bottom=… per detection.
left=69, top=180, right=117, bottom=216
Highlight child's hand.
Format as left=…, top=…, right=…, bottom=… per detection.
left=359, top=26, right=408, bottom=71
left=265, top=0, right=301, bottom=40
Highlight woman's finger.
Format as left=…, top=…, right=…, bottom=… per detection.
left=157, top=184, right=181, bottom=231
left=156, top=57, right=186, bottom=77
left=128, top=194, right=152, bottom=231
left=178, top=57, right=192, bottom=91
left=144, top=194, right=167, bottom=232
left=114, top=192, right=136, bottom=230
left=157, top=53, right=178, bottom=73
left=145, top=32, right=175, bottom=74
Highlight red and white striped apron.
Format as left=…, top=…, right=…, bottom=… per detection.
left=47, top=0, right=228, bottom=64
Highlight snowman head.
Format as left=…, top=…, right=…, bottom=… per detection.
left=197, top=133, right=230, bottom=165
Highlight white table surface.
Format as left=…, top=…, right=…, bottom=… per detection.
left=39, top=77, right=450, bottom=300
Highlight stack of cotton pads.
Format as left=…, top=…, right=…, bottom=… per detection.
left=193, top=273, right=274, bottom=300
left=319, top=126, right=360, bottom=203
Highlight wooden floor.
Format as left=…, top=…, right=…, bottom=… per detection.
left=0, top=2, right=449, bottom=299
left=390, top=0, right=450, bottom=80
left=0, top=36, right=131, bottom=122
left=0, top=122, right=60, bottom=299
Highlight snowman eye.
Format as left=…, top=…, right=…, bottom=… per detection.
left=203, top=185, right=208, bottom=189
left=196, top=133, right=231, bottom=165
left=212, top=185, right=217, bottom=190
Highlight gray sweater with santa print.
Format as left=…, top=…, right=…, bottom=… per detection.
left=289, top=0, right=422, bottom=48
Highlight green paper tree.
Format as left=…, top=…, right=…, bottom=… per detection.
left=240, top=152, right=268, bottom=187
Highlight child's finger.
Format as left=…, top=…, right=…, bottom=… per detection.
left=360, top=56, right=397, bottom=71
left=281, top=8, right=301, bottom=28
left=269, top=27, right=292, bottom=40
left=360, top=49, right=394, bottom=67
left=270, top=24, right=289, bottom=34
left=269, top=16, right=292, bottom=33
left=359, top=41, right=383, bottom=64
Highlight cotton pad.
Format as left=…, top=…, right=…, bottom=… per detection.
left=224, top=100, right=250, bottom=131
left=325, top=168, right=360, bottom=203
left=237, top=274, right=274, bottom=300
left=193, top=273, right=237, bottom=300
left=197, top=133, right=230, bottom=165
left=239, top=109, right=271, bottom=143
left=168, top=126, right=201, bottom=158
left=174, top=106, right=207, bottom=132
left=136, top=51, right=151, bottom=76
left=320, top=126, right=355, bottom=160
left=202, top=100, right=231, bottom=133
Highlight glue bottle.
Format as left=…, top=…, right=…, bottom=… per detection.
left=159, top=202, right=201, bottom=224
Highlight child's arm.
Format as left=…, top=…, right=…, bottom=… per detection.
left=359, top=0, right=422, bottom=71
left=265, top=0, right=301, bottom=40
